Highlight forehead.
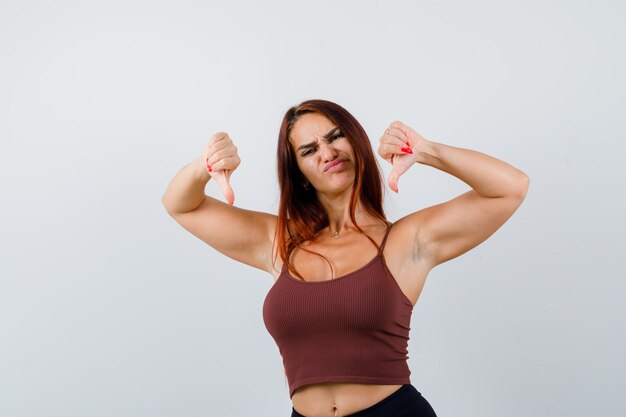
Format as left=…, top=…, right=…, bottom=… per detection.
left=290, top=113, right=336, bottom=146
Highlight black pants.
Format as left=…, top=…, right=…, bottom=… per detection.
left=290, top=384, right=437, bottom=417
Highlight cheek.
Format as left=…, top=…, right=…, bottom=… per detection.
left=340, top=141, right=354, bottom=155
left=297, top=159, right=315, bottom=175
left=300, top=156, right=315, bottom=167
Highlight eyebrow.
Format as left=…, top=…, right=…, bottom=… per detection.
left=296, top=127, right=340, bottom=151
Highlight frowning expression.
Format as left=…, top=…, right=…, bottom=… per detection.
left=289, top=112, right=355, bottom=193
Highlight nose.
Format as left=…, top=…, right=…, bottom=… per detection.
left=317, top=137, right=338, bottom=162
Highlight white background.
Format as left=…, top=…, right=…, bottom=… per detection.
left=1, top=0, right=624, bottom=416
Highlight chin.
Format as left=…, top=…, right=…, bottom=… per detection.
left=319, top=178, right=355, bottom=193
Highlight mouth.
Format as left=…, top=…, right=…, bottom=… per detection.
left=324, top=158, right=348, bottom=172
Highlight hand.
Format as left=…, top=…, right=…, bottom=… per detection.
left=201, top=131, right=240, bottom=205
left=377, top=120, right=427, bottom=193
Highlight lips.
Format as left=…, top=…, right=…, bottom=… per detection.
left=324, top=158, right=347, bottom=172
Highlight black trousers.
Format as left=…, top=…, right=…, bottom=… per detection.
left=290, top=384, right=437, bottom=417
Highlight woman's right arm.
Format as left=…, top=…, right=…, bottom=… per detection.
left=161, top=133, right=278, bottom=275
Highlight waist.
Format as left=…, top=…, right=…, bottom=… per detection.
left=292, top=382, right=405, bottom=417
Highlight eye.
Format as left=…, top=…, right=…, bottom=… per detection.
left=300, top=131, right=343, bottom=157
left=329, top=132, right=343, bottom=141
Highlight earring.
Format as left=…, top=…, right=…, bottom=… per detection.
left=303, top=180, right=311, bottom=190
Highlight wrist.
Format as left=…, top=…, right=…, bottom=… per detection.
left=192, top=156, right=212, bottom=183
left=414, top=139, right=436, bottom=165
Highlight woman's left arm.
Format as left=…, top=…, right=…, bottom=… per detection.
left=382, top=121, right=530, bottom=268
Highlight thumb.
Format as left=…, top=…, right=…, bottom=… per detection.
left=387, top=155, right=406, bottom=193
left=388, top=167, right=401, bottom=193
left=211, top=170, right=235, bottom=206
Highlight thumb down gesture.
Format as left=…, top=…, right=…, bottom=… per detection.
left=202, top=132, right=240, bottom=206
left=378, top=121, right=426, bottom=193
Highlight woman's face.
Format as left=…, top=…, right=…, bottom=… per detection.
left=289, top=112, right=355, bottom=194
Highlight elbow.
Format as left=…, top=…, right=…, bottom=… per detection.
left=161, top=195, right=175, bottom=216
left=514, top=173, right=530, bottom=200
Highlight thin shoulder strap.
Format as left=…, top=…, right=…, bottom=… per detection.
left=378, top=221, right=393, bottom=255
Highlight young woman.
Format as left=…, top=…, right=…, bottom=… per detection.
left=162, top=99, right=529, bottom=417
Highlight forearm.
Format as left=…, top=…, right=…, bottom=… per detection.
left=161, top=156, right=212, bottom=214
left=415, top=140, right=529, bottom=198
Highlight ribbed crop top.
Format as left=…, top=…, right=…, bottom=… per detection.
left=262, top=222, right=414, bottom=399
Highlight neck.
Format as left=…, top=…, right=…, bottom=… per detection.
left=318, top=189, right=378, bottom=235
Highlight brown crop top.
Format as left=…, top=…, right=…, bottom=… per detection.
left=262, top=222, right=414, bottom=399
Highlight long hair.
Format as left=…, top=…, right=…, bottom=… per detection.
left=272, top=99, right=391, bottom=280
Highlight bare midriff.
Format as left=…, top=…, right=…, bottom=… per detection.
left=291, top=382, right=404, bottom=417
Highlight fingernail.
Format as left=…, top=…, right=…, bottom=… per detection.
left=401, top=147, right=413, bottom=154
left=406, top=141, right=411, bottom=148
left=207, top=164, right=212, bottom=172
